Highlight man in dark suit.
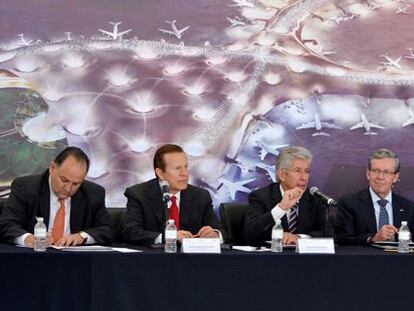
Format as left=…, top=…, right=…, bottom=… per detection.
left=0, top=147, right=112, bottom=247
left=244, top=146, right=325, bottom=246
left=336, top=148, right=414, bottom=245
left=122, top=144, right=222, bottom=246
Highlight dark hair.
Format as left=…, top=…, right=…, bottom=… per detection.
left=54, top=146, right=90, bottom=172
left=153, top=144, right=184, bottom=174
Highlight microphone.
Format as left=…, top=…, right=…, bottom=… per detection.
left=160, top=180, right=171, bottom=203
left=309, top=186, right=336, bottom=205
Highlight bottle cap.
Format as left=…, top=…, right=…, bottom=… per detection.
left=168, top=219, right=175, bottom=224
left=36, top=217, right=44, bottom=222
left=402, top=221, right=408, bottom=226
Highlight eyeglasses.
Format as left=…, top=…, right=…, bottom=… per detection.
left=287, top=168, right=311, bottom=176
left=369, top=169, right=396, bottom=177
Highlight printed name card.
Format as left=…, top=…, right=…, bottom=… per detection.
left=181, top=238, right=221, bottom=253
left=297, top=238, right=335, bottom=254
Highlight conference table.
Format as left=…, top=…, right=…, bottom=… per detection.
left=0, top=244, right=412, bottom=311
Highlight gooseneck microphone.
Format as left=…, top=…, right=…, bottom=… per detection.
left=160, top=180, right=171, bottom=203
left=309, top=186, right=336, bottom=205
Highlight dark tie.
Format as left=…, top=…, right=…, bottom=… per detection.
left=169, top=195, right=180, bottom=230
left=288, top=204, right=298, bottom=233
left=377, top=199, right=389, bottom=230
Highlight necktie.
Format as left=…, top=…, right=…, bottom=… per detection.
left=169, top=195, right=180, bottom=230
left=52, top=199, right=65, bottom=242
left=377, top=199, right=389, bottom=230
left=288, top=204, right=298, bottom=234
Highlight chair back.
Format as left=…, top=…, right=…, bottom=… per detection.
left=107, top=208, right=125, bottom=243
left=219, top=203, right=249, bottom=245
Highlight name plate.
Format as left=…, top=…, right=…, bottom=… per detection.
left=181, top=238, right=221, bottom=253
left=297, top=238, right=335, bottom=254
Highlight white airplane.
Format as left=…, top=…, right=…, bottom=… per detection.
left=228, top=0, right=255, bottom=8
left=218, top=177, right=255, bottom=200
left=224, top=155, right=251, bottom=173
left=402, top=110, right=414, bottom=127
left=18, top=34, right=33, bottom=46
left=99, top=22, right=132, bottom=40
left=360, top=0, right=379, bottom=10
left=404, top=48, right=414, bottom=60
left=256, top=163, right=276, bottom=182
left=158, top=20, right=189, bottom=40
left=396, top=6, right=410, bottom=14
left=255, top=141, right=288, bottom=161
left=226, top=16, right=245, bottom=27
left=379, top=55, right=402, bottom=69
left=350, top=114, right=385, bottom=135
left=296, top=113, right=342, bottom=137
left=328, top=13, right=356, bottom=24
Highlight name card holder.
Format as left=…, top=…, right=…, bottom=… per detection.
left=181, top=238, right=221, bottom=253
left=297, top=238, right=335, bottom=254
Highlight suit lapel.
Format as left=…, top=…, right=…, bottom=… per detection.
left=360, top=189, right=377, bottom=232
left=297, top=192, right=311, bottom=230
left=70, top=191, right=86, bottom=233
left=148, top=180, right=167, bottom=227
left=39, top=174, right=51, bottom=228
left=179, top=188, right=191, bottom=229
left=392, top=194, right=406, bottom=228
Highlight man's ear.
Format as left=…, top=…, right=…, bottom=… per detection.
left=155, top=168, right=164, bottom=180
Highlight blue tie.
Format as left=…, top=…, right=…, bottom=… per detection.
left=288, top=204, right=298, bottom=233
left=377, top=199, right=389, bottom=230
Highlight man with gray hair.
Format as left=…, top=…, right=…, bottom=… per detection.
left=336, top=148, right=414, bottom=245
left=244, top=146, right=325, bottom=246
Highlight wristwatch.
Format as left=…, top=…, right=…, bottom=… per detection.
left=79, top=231, right=88, bottom=243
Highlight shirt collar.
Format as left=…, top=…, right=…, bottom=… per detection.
left=369, top=187, right=392, bottom=204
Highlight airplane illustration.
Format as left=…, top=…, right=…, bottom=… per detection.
left=256, top=163, right=276, bottom=182
left=404, top=48, right=414, bottom=60
left=158, top=20, right=189, bottom=40
left=402, top=110, right=414, bottom=127
left=18, top=34, right=33, bottom=46
left=99, top=22, right=132, bottom=40
left=396, top=5, right=410, bottom=14
left=350, top=114, right=385, bottom=135
left=379, top=55, right=402, bottom=69
left=226, top=16, right=246, bottom=27
left=228, top=0, right=255, bottom=8
left=218, top=177, right=255, bottom=200
left=224, top=155, right=251, bottom=172
left=296, top=113, right=342, bottom=137
left=65, top=32, right=72, bottom=41
left=328, top=13, right=356, bottom=24
left=360, top=0, right=379, bottom=10
left=255, top=141, right=288, bottom=161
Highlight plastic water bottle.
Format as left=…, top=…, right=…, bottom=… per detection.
left=271, top=219, right=283, bottom=253
left=398, top=221, right=411, bottom=253
left=164, top=219, right=177, bottom=253
left=34, top=217, right=47, bottom=252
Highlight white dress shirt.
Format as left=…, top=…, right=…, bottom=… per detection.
left=369, top=187, right=394, bottom=230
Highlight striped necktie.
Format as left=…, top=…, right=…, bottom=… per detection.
left=288, top=204, right=298, bottom=233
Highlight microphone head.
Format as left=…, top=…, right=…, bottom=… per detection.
left=309, top=186, right=319, bottom=195
left=160, top=180, right=170, bottom=192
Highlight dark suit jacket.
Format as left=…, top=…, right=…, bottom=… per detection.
left=121, top=178, right=222, bottom=246
left=244, top=183, right=326, bottom=246
left=0, top=171, right=112, bottom=245
left=336, top=188, right=414, bottom=245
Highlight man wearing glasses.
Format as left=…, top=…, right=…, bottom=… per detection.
left=336, top=148, right=414, bottom=245
left=244, top=146, right=325, bottom=246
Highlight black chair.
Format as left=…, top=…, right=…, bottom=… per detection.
left=219, top=203, right=249, bottom=246
left=106, top=208, right=125, bottom=243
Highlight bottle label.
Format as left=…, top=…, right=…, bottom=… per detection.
left=34, top=228, right=47, bottom=237
left=165, top=230, right=177, bottom=239
left=399, top=232, right=410, bottom=240
left=272, top=230, right=283, bottom=239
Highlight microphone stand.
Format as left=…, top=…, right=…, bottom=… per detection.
left=324, top=202, right=336, bottom=238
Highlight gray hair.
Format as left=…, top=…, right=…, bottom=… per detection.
left=276, top=146, right=312, bottom=173
left=368, top=148, right=400, bottom=172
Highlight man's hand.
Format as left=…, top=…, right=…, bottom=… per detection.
left=282, top=232, right=299, bottom=245
left=370, top=225, right=398, bottom=242
left=24, top=234, right=35, bottom=247
left=196, top=226, right=219, bottom=238
left=177, top=230, right=195, bottom=241
left=279, top=187, right=304, bottom=211
left=53, top=233, right=86, bottom=247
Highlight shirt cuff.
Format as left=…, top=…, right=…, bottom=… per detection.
left=14, top=233, right=31, bottom=247
left=271, top=204, right=287, bottom=223
left=83, top=233, right=96, bottom=245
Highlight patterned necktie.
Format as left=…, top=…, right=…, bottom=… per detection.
left=52, top=199, right=65, bottom=242
left=169, top=195, right=180, bottom=230
left=288, top=204, right=298, bottom=233
left=377, top=199, right=389, bottom=230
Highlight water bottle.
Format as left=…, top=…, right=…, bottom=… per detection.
left=34, top=217, right=47, bottom=252
left=271, top=219, right=283, bottom=253
left=398, top=221, right=411, bottom=253
left=164, top=219, right=177, bottom=253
